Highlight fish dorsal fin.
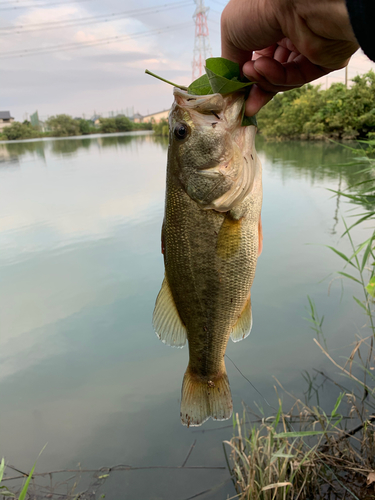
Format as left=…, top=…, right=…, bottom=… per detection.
left=230, top=296, right=252, bottom=342
left=153, top=276, right=187, bottom=348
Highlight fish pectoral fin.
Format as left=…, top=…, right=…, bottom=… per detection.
left=153, top=276, right=187, bottom=348
left=230, top=295, right=252, bottom=342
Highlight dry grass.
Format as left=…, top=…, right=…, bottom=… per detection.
left=226, top=337, right=375, bottom=500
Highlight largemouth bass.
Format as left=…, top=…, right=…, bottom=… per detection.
left=153, top=87, right=263, bottom=427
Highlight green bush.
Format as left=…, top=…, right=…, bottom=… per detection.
left=257, top=71, right=375, bottom=140
left=99, top=118, right=117, bottom=134
left=115, top=116, right=132, bottom=132
left=2, top=121, right=39, bottom=140
left=79, top=119, right=92, bottom=135
left=46, top=114, right=81, bottom=137
left=152, top=118, right=169, bottom=136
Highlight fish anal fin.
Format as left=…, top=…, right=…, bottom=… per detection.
left=180, top=366, right=233, bottom=427
left=153, top=276, right=187, bottom=348
left=258, top=214, right=263, bottom=256
left=230, top=295, right=252, bottom=342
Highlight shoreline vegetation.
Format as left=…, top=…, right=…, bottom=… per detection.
left=0, top=114, right=152, bottom=142
left=4, top=70, right=374, bottom=143
left=226, top=140, right=375, bottom=499
left=153, top=71, right=375, bottom=141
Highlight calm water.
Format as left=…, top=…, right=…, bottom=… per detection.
left=0, top=132, right=370, bottom=499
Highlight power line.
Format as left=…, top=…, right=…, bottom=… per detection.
left=0, top=21, right=193, bottom=58
left=0, top=0, right=98, bottom=11
left=0, top=0, right=192, bottom=33
left=208, top=0, right=226, bottom=6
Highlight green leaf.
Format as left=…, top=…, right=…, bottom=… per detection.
left=349, top=237, right=372, bottom=262
left=274, top=431, right=331, bottom=438
left=147, top=57, right=257, bottom=127
left=331, top=393, right=345, bottom=417
left=18, top=445, right=47, bottom=500
left=205, top=57, right=241, bottom=79
left=273, top=404, right=283, bottom=429
left=204, top=58, right=254, bottom=94
left=0, top=489, right=15, bottom=497
left=325, top=246, right=355, bottom=267
left=271, top=452, right=295, bottom=460
left=0, top=458, right=5, bottom=483
left=361, top=237, right=374, bottom=272
left=337, top=272, right=362, bottom=284
left=205, top=66, right=253, bottom=95
left=366, top=276, right=375, bottom=297
left=241, top=114, right=257, bottom=127
left=353, top=296, right=368, bottom=312
left=18, top=462, right=36, bottom=500
left=187, top=74, right=213, bottom=95
left=341, top=213, right=375, bottom=236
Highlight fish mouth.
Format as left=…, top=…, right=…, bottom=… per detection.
left=173, top=87, right=225, bottom=118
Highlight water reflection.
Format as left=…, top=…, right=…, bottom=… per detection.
left=256, top=137, right=366, bottom=186
left=0, top=133, right=369, bottom=187
left=0, top=131, right=371, bottom=500
left=152, top=135, right=169, bottom=150
left=0, top=131, right=155, bottom=162
left=51, top=138, right=92, bottom=155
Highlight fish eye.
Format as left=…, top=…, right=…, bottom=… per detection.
left=174, top=123, right=189, bottom=141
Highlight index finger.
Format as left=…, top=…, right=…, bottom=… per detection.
left=221, top=37, right=253, bottom=70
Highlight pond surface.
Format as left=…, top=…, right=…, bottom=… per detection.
left=0, top=132, right=371, bottom=499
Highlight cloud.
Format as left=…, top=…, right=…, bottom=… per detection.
left=1, top=1, right=201, bottom=119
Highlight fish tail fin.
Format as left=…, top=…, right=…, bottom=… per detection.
left=180, top=365, right=233, bottom=427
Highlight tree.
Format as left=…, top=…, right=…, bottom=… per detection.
left=257, top=71, right=375, bottom=139
left=99, top=118, right=117, bottom=134
left=115, top=116, right=132, bottom=132
left=78, top=119, right=92, bottom=135
left=152, top=118, right=169, bottom=136
left=2, top=121, right=39, bottom=140
left=46, top=114, right=81, bottom=137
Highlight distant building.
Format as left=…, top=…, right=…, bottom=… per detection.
left=142, top=110, right=169, bottom=124
left=90, top=114, right=101, bottom=126
left=30, top=110, right=47, bottom=132
left=0, top=111, right=14, bottom=131
left=132, top=113, right=144, bottom=123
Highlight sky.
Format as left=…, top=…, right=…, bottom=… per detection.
left=1, top=0, right=374, bottom=122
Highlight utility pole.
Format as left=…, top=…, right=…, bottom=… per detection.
left=192, top=0, right=212, bottom=80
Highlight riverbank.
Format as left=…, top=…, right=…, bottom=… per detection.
left=0, top=114, right=152, bottom=141
left=0, top=129, right=153, bottom=145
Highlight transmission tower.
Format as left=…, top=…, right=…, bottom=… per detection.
left=192, top=0, right=212, bottom=80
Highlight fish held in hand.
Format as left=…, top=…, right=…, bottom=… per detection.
left=153, top=88, right=263, bottom=427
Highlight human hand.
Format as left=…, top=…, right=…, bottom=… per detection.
left=221, top=0, right=359, bottom=116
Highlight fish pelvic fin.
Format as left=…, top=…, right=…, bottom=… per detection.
left=230, top=295, right=252, bottom=342
left=153, top=275, right=187, bottom=348
left=180, top=366, right=233, bottom=427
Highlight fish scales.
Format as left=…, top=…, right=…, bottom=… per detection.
left=153, top=87, right=263, bottom=426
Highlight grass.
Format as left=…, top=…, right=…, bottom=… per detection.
left=225, top=141, right=375, bottom=500
left=226, top=375, right=375, bottom=499
left=0, top=456, right=35, bottom=499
